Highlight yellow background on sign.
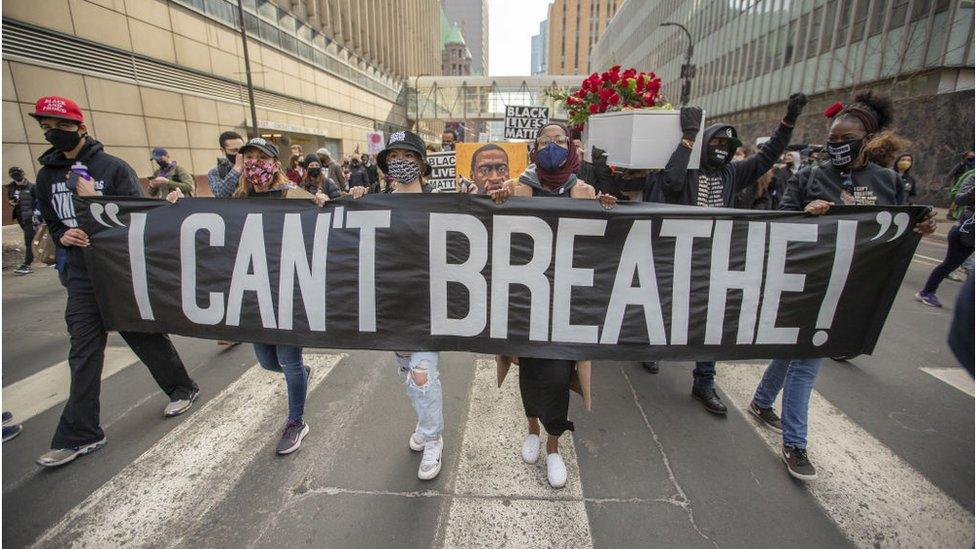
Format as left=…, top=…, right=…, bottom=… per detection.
left=455, top=142, right=530, bottom=182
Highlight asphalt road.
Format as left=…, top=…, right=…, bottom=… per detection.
left=1, top=237, right=972, bottom=548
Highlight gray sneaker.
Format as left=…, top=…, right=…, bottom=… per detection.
left=164, top=386, right=199, bottom=418
left=276, top=420, right=309, bottom=455
left=36, top=437, right=107, bottom=467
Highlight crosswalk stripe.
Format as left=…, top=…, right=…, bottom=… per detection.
left=919, top=367, right=975, bottom=397
left=2, top=347, right=139, bottom=423
left=716, top=362, right=974, bottom=549
left=440, top=358, right=594, bottom=548
left=30, top=353, right=346, bottom=549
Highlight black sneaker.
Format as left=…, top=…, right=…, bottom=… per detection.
left=164, top=385, right=200, bottom=417
left=692, top=386, right=727, bottom=415
left=14, top=264, right=32, bottom=275
left=2, top=411, right=13, bottom=425
left=782, top=445, right=817, bottom=480
left=749, top=400, right=783, bottom=433
left=276, top=420, right=309, bottom=455
left=642, top=361, right=659, bottom=374
left=2, top=423, right=22, bottom=442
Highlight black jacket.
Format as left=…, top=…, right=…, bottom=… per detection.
left=348, top=164, right=369, bottom=188
left=34, top=138, right=143, bottom=272
left=646, top=122, right=794, bottom=206
left=779, top=161, right=907, bottom=211
left=7, top=180, right=36, bottom=223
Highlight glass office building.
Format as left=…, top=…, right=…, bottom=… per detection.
left=591, top=0, right=975, bottom=202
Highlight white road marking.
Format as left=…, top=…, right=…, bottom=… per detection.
left=31, top=353, right=345, bottom=549
left=441, top=358, right=593, bottom=548
left=920, top=367, right=975, bottom=397
left=2, top=347, right=139, bottom=422
left=912, top=254, right=941, bottom=266
left=716, top=363, right=974, bottom=549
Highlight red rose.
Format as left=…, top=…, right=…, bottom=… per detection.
left=600, top=72, right=611, bottom=82
left=588, top=103, right=600, bottom=114
left=573, top=123, right=584, bottom=132
left=610, top=64, right=621, bottom=72
left=823, top=101, right=844, bottom=118
left=608, top=92, right=621, bottom=105
left=635, top=77, right=645, bottom=93
left=599, top=88, right=613, bottom=101
left=642, top=92, right=655, bottom=105
left=622, top=68, right=637, bottom=79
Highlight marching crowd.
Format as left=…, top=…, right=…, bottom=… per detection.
left=2, top=86, right=969, bottom=492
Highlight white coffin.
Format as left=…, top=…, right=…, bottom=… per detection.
left=583, top=109, right=705, bottom=169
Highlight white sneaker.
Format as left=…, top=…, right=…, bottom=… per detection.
left=521, top=433, right=540, bottom=464
left=546, top=453, right=567, bottom=489
left=418, top=436, right=443, bottom=480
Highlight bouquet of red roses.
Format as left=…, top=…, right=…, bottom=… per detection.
left=549, top=65, right=665, bottom=131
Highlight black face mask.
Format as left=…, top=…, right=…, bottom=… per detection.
left=44, top=128, right=83, bottom=152
left=826, top=138, right=863, bottom=168
left=307, top=167, right=322, bottom=178
left=156, top=159, right=169, bottom=169
left=225, top=153, right=237, bottom=164
left=11, top=173, right=24, bottom=182
left=704, top=144, right=731, bottom=169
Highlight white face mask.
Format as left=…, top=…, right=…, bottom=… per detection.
left=387, top=158, right=421, bottom=184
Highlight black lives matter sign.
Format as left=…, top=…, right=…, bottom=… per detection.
left=504, top=106, right=550, bottom=139
left=427, top=151, right=456, bottom=192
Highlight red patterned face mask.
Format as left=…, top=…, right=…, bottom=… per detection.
left=244, top=158, right=276, bottom=189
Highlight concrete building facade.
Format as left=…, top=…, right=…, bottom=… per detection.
left=440, top=0, right=488, bottom=75
left=590, top=0, right=976, bottom=205
left=546, top=0, right=622, bottom=75
left=531, top=20, right=548, bottom=75
left=2, top=0, right=440, bottom=191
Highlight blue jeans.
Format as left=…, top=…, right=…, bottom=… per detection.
left=253, top=344, right=307, bottom=422
left=752, top=358, right=822, bottom=449
left=395, top=352, right=443, bottom=441
left=693, top=361, right=716, bottom=390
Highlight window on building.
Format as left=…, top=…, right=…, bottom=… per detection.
left=910, top=0, right=930, bottom=21
left=807, top=7, right=822, bottom=59
left=851, top=0, right=870, bottom=41
left=869, top=0, right=889, bottom=36
left=821, top=0, right=837, bottom=54
left=935, top=0, right=951, bottom=13
left=888, top=0, right=909, bottom=30
left=783, top=20, right=795, bottom=67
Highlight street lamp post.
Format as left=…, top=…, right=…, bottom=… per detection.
left=661, top=22, right=695, bottom=106
left=235, top=0, right=259, bottom=137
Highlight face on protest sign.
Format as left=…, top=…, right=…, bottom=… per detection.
left=456, top=142, right=529, bottom=194
left=427, top=151, right=457, bottom=192
left=504, top=106, right=550, bottom=140
left=76, top=195, right=925, bottom=362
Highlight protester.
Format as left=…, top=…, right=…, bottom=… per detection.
left=316, top=148, right=346, bottom=190
left=490, top=122, right=616, bottom=489
left=348, top=130, right=445, bottom=479
left=948, top=277, right=974, bottom=376
left=734, top=168, right=777, bottom=210
left=347, top=155, right=369, bottom=188
left=300, top=153, right=341, bottom=199
left=892, top=153, right=917, bottom=204
left=148, top=147, right=195, bottom=198
left=755, top=91, right=937, bottom=481
left=208, top=131, right=245, bottom=198
left=363, top=153, right=379, bottom=191
left=643, top=94, right=808, bottom=413
left=285, top=151, right=305, bottom=185
left=441, top=128, right=457, bottom=151
left=733, top=145, right=750, bottom=161
left=917, top=172, right=974, bottom=307
left=7, top=166, right=37, bottom=274
left=168, top=137, right=337, bottom=455
left=948, top=152, right=975, bottom=220
left=2, top=411, right=22, bottom=442
left=30, top=95, right=200, bottom=467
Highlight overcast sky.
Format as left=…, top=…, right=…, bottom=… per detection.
left=487, top=0, right=553, bottom=76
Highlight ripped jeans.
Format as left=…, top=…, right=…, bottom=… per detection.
left=394, top=352, right=443, bottom=441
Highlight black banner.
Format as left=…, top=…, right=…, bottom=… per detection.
left=76, top=195, right=924, bottom=361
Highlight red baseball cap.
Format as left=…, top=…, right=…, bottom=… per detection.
left=29, top=96, right=84, bottom=123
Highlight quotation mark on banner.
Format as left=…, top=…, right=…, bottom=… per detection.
left=871, top=211, right=910, bottom=242
left=90, top=203, right=126, bottom=228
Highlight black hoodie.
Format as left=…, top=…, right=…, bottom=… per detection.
left=645, top=122, right=793, bottom=207
left=34, top=138, right=143, bottom=274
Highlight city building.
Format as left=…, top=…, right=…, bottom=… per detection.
left=531, top=20, right=549, bottom=75
left=546, top=0, right=622, bottom=75
left=2, top=0, right=440, bottom=199
left=590, top=0, right=975, bottom=204
left=441, top=0, right=488, bottom=75
left=442, top=7, right=473, bottom=76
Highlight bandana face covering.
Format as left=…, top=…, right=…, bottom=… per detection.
left=387, top=158, right=422, bottom=184
left=826, top=138, right=863, bottom=168
left=244, top=158, right=276, bottom=190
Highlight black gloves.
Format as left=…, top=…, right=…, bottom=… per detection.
left=679, top=107, right=702, bottom=141
left=590, top=146, right=608, bottom=165
left=783, top=93, right=808, bottom=125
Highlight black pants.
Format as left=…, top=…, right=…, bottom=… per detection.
left=518, top=357, right=575, bottom=437
left=923, top=225, right=974, bottom=294
left=53, top=282, right=196, bottom=449
left=18, top=218, right=34, bottom=265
